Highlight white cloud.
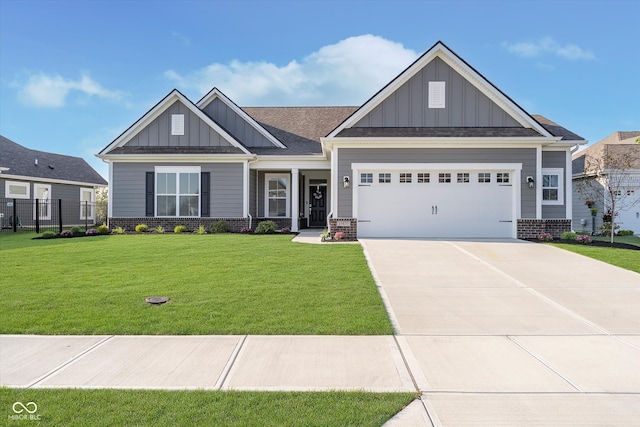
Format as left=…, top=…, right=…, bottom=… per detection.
left=503, top=37, right=595, bottom=61
left=164, top=34, right=418, bottom=106
left=16, top=72, right=125, bottom=108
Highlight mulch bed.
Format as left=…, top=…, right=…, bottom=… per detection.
left=527, top=238, right=640, bottom=250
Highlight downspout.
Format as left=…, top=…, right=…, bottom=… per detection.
left=248, top=156, right=259, bottom=229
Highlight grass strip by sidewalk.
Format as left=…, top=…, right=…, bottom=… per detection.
left=0, top=233, right=393, bottom=335
left=550, top=243, right=640, bottom=273
left=1, top=388, right=417, bottom=427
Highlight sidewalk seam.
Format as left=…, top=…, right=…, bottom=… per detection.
left=216, top=335, right=247, bottom=390
left=26, top=335, right=114, bottom=388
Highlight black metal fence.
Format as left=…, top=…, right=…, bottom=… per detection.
left=0, top=198, right=108, bottom=233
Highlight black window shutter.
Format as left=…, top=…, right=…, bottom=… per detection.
left=145, top=172, right=154, bottom=216
left=201, top=172, right=210, bottom=217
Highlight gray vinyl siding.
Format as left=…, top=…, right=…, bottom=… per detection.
left=124, top=100, right=234, bottom=148
left=542, top=151, right=568, bottom=219
left=354, top=57, right=521, bottom=128
left=572, top=178, right=602, bottom=232
left=337, top=148, right=537, bottom=218
left=202, top=98, right=274, bottom=147
left=0, top=178, right=5, bottom=198
left=112, top=162, right=243, bottom=217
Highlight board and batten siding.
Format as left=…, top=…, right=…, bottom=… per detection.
left=123, top=100, right=235, bottom=148
left=202, top=98, right=274, bottom=147
left=353, top=57, right=521, bottom=128
left=337, top=148, right=537, bottom=218
left=112, top=162, right=244, bottom=217
left=542, top=151, right=568, bottom=219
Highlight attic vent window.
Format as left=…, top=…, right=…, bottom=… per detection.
left=428, top=81, right=446, bottom=109
left=171, top=114, right=184, bottom=135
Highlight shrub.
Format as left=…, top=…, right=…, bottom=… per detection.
left=538, top=232, right=553, bottom=242
left=174, top=225, right=188, bottom=233
left=113, top=226, right=125, bottom=234
left=70, top=226, right=83, bottom=234
left=97, top=224, right=110, bottom=235
left=135, top=224, right=148, bottom=233
left=195, top=225, right=207, bottom=235
left=320, top=229, right=330, bottom=240
left=240, top=226, right=252, bottom=233
left=41, top=231, right=56, bottom=239
left=333, top=231, right=346, bottom=241
left=576, top=235, right=593, bottom=244
left=598, top=222, right=619, bottom=236
left=85, top=229, right=97, bottom=236
left=617, top=229, right=634, bottom=236
left=561, top=231, right=578, bottom=240
left=155, top=225, right=165, bottom=234
left=209, top=220, right=230, bottom=234
left=255, top=220, right=277, bottom=234
left=60, top=230, right=73, bottom=238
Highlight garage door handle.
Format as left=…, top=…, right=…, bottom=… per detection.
left=435, top=206, right=438, bottom=215
left=431, top=205, right=438, bottom=215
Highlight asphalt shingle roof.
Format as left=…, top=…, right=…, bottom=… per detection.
left=0, top=135, right=107, bottom=185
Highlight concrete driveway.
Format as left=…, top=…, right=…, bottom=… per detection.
left=361, top=239, right=640, bottom=427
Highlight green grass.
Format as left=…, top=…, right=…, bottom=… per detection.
left=550, top=243, right=640, bottom=273
left=592, top=235, right=640, bottom=247
left=0, top=233, right=393, bottom=335
left=1, top=388, right=417, bottom=427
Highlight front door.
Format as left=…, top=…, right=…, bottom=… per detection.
left=309, top=185, right=327, bottom=227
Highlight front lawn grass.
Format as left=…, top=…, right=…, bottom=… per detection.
left=0, top=233, right=393, bottom=335
left=550, top=243, right=640, bottom=273
left=592, top=235, right=640, bottom=247
left=1, top=388, right=417, bottom=427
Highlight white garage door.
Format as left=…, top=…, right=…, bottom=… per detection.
left=356, top=168, right=515, bottom=238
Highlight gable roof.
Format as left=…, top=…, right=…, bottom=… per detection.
left=98, top=89, right=252, bottom=157
left=572, top=131, right=640, bottom=174
left=197, top=88, right=286, bottom=149
left=0, top=135, right=107, bottom=186
left=328, top=41, right=556, bottom=140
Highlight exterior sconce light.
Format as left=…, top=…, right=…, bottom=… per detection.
left=526, top=176, right=535, bottom=188
left=343, top=176, right=350, bottom=188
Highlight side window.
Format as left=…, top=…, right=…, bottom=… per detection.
left=542, top=168, right=563, bottom=204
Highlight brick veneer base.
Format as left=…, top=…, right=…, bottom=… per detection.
left=329, top=218, right=358, bottom=241
left=517, top=219, right=572, bottom=239
left=109, top=217, right=250, bottom=233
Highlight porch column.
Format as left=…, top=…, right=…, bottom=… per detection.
left=291, top=168, right=299, bottom=232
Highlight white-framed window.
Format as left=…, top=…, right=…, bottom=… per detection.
left=265, top=173, right=290, bottom=217
left=399, top=173, right=412, bottom=183
left=156, top=166, right=200, bottom=217
left=497, top=173, right=510, bottom=183
left=438, top=173, right=451, bottom=183
left=33, top=183, right=51, bottom=220
left=5, top=180, right=30, bottom=199
left=378, top=173, right=391, bottom=183
left=457, top=173, right=470, bottom=183
left=80, top=188, right=95, bottom=220
left=171, top=114, right=185, bottom=135
left=417, top=173, right=430, bottom=183
left=542, top=168, right=563, bottom=205
left=478, top=173, right=491, bottom=183
left=360, top=173, right=373, bottom=184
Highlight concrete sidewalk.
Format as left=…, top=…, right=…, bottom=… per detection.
left=0, top=334, right=415, bottom=392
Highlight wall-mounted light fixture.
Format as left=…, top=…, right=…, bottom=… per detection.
left=526, top=176, right=535, bottom=189
left=343, top=176, right=350, bottom=188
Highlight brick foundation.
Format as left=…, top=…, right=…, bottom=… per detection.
left=517, top=219, right=572, bottom=239
left=109, top=217, right=250, bottom=233
left=329, top=218, right=358, bottom=241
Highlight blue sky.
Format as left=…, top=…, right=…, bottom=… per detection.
left=1, top=0, right=638, bottom=179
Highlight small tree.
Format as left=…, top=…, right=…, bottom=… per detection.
left=95, top=186, right=108, bottom=225
left=577, top=144, right=640, bottom=243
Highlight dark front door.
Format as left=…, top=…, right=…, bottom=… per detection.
left=309, top=186, right=327, bottom=227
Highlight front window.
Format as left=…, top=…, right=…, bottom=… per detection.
left=542, top=168, right=563, bottom=205
left=265, top=174, right=290, bottom=217
left=80, top=188, right=95, bottom=220
left=33, top=183, right=51, bottom=220
left=156, top=167, right=200, bottom=217
left=5, top=181, right=30, bottom=199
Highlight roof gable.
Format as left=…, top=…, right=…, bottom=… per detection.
left=99, top=90, right=251, bottom=157
left=328, top=41, right=554, bottom=139
left=0, top=135, right=107, bottom=185
left=197, top=88, right=286, bottom=149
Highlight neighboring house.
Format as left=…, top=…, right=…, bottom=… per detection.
left=0, top=135, right=108, bottom=228
left=98, top=41, right=585, bottom=239
left=572, top=131, right=640, bottom=235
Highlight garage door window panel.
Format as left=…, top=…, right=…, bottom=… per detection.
left=379, top=173, right=391, bottom=183
left=457, top=173, right=470, bottom=183
left=478, top=173, right=491, bottom=183
left=360, top=173, right=373, bottom=184
left=439, top=173, right=451, bottom=183
left=400, top=173, right=412, bottom=183
left=418, top=173, right=430, bottom=183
